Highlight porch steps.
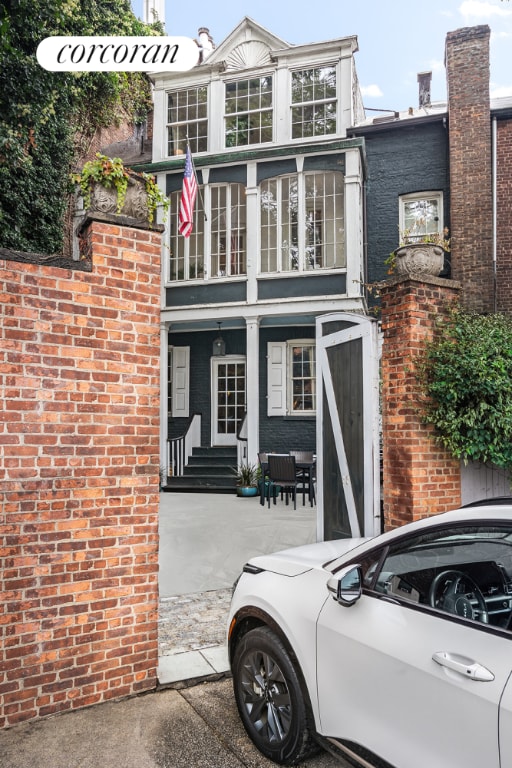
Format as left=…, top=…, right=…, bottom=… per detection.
left=163, top=446, right=238, bottom=493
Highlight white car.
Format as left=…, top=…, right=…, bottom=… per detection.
left=228, top=501, right=512, bottom=767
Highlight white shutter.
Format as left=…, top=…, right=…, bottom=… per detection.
left=267, top=342, right=287, bottom=416
left=171, top=346, right=190, bottom=417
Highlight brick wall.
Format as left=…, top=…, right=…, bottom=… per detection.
left=380, top=276, right=461, bottom=531
left=0, top=215, right=162, bottom=728
left=496, top=116, right=512, bottom=314
left=445, top=26, right=494, bottom=312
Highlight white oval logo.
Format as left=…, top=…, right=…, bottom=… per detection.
left=36, top=36, right=199, bottom=72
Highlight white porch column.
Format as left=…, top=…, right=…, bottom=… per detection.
left=344, top=148, right=364, bottom=298
left=159, top=322, right=169, bottom=476
left=245, top=162, right=258, bottom=304
left=245, top=316, right=260, bottom=466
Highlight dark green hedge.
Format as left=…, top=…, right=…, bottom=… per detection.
left=418, top=308, right=512, bottom=470
left=0, top=0, right=161, bottom=254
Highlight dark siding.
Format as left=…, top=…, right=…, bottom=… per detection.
left=168, top=329, right=246, bottom=445
left=258, top=273, right=346, bottom=300
left=166, top=280, right=247, bottom=307
left=362, top=121, right=450, bottom=286
left=168, top=326, right=317, bottom=453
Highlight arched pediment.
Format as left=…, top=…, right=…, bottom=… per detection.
left=225, top=40, right=272, bottom=71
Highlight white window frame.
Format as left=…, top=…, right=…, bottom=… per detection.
left=287, top=340, right=316, bottom=415
left=267, top=340, right=316, bottom=416
left=290, top=65, right=337, bottom=140
left=210, top=183, right=247, bottom=278
left=168, top=188, right=205, bottom=281
left=399, top=191, right=444, bottom=240
left=224, top=75, right=274, bottom=148
left=260, top=171, right=345, bottom=274
left=166, top=85, right=208, bottom=157
left=168, top=182, right=248, bottom=283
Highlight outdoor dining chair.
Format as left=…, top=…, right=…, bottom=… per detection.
left=267, top=454, right=298, bottom=509
left=289, top=450, right=316, bottom=506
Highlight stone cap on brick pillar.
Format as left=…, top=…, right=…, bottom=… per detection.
left=77, top=210, right=165, bottom=237
left=373, top=273, right=462, bottom=294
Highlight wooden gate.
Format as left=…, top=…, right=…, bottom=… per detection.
left=316, top=313, right=380, bottom=540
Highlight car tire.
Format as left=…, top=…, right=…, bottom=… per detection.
left=232, top=626, right=319, bottom=765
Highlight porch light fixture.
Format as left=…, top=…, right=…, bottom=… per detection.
left=213, top=322, right=226, bottom=356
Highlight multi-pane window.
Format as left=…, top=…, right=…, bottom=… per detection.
left=289, top=343, right=316, bottom=414
left=210, top=184, right=247, bottom=277
left=169, top=188, right=205, bottom=280
left=291, top=66, right=337, bottom=139
left=167, top=86, right=208, bottom=156
left=168, top=183, right=246, bottom=281
left=260, top=171, right=345, bottom=273
left=399, top=192, right=444, bottom=240
left=225, top=77, right=273, bottom=147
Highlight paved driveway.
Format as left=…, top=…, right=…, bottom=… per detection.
left=0, top=679, right=348, bottom=768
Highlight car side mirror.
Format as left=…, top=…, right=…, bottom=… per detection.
left=327, top=565, right=362, bottom=606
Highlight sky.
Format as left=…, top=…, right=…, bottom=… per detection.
left=130, top=0, right=512, bottom=112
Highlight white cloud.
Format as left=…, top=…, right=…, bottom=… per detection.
left=459, top=0, right=512, bottom=19
left=361, top=84, right=383, bottom=98
left=429, top=58, right=445, bottom=73
left=490, top=83, right=512, bottom=98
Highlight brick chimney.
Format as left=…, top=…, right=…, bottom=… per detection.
left=445, top=26, right=493, bottom=312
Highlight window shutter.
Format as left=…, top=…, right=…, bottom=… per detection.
left=267, top=342, right=287, bottom=416
left=171, top=346, right=190, bottom=417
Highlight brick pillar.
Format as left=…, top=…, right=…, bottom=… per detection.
left=496, top=117, right=512, bottom=315
left=445, top=25, right=493, bottom=312
left=0, top=214, right=163, bottom=727
left=380, top=275, right=462, bottom=531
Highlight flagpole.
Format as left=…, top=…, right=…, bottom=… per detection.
left=186, top=138, right=207, bottom=222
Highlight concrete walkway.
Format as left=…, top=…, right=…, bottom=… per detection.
left=158, top=491, right=318, bottom=686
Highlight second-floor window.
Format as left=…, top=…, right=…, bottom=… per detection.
left=167, top=86, right=208, bottom=156
left=260, top=171, right=345, bottom=273
left=225, top=76, right=273, bottom=147
left=169, top=187, right=205, bottom=280
left=168, top=183, right=246, bottom=281
left=399, top=192, right=444, bottom=240
left=210, top=184, right=247, bottom=277
left=291, top=66, right=337, bottom=139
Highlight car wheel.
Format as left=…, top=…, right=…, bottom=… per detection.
left=232, top=626, right=319, bottom=765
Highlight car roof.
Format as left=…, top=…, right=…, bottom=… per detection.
left=461, top=496, right=512, bottom=508
left=337, top=504, right=512, bottom=563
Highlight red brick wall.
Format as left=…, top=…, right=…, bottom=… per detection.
left=0, top=217, right=162, bottom=728
left=380, top=276, right=461, bottom=531
left=496, top=117, right=512, bottom=314
left=445, top=26, right=494, bottom=312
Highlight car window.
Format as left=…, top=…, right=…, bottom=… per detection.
left=369, top=524, right=512, bottom=631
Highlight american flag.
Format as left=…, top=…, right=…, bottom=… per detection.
left=178, top=146, right=198, bottom=238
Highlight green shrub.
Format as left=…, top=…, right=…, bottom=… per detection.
left=417, top=308, right=512, bottom=469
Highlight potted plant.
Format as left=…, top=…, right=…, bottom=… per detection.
left=72, top=153, right=169, bottom=225
left=387, top=228, right=450, bottom=277
left=234, top=462, right=259, bottom=497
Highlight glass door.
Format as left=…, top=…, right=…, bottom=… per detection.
left=212, top=357, right=246, bottom=445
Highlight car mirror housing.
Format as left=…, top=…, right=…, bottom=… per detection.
left=327, top=565, right=363, bottom=606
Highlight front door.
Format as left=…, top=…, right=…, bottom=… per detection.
left=212, top=357, right=246, bottom=446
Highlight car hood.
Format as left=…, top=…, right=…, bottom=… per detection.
left=244, top=537, right=370, bottom=577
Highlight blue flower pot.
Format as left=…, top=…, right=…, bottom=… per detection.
left=237, top=486, right=258, bottom=497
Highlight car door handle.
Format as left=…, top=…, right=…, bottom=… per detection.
left=432, top=651, right=495, bottom=682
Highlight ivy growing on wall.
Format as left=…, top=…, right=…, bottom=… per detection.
left=0, top=0, right=162, bottom=254
left=417, top=308, right=512, bottom=470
